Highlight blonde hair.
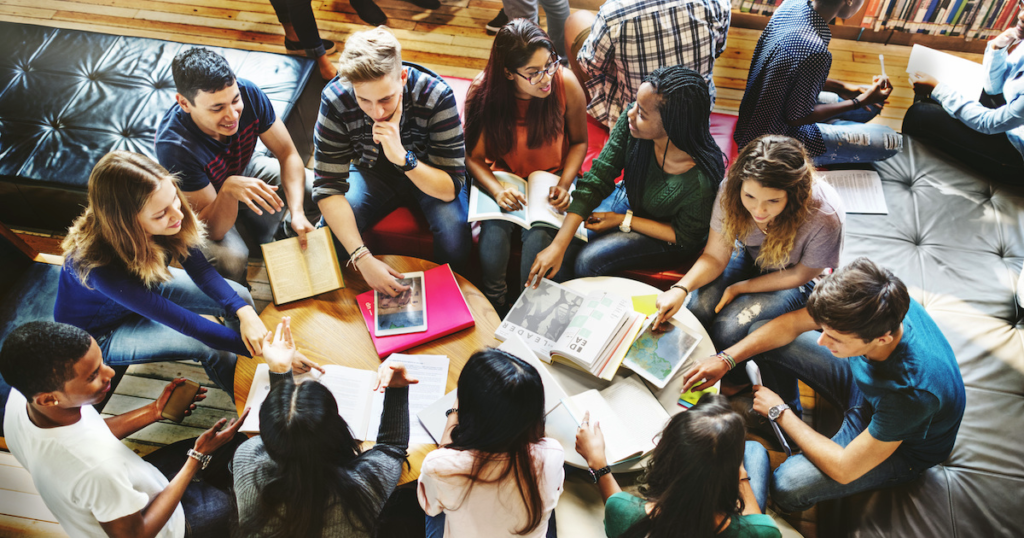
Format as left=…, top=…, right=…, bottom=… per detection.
left=721, top=135, right=815, bottom=270
left=62, top=151, right=205, bottom=288
left=337, top=26, right=403, bottom=83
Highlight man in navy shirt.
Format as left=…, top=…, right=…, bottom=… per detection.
left=681, top=257, right=966, bottom=511
left=734, top=0, right=902, bottom=165
left=156, top=48, right=317, bottom=284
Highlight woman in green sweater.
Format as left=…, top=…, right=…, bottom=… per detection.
left=575, top=394, right=781, bottom=538
left=524, top=65, right=725, bottom=287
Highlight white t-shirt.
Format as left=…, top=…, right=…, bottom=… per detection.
left=3, top=389, right=185, bottom=538
left=417, top=437, right=564, bottom=538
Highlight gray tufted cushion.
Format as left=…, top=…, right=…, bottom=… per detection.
left=0, top=21, right=318, bottom=231
left=829, top=135, right=1024, bottom=537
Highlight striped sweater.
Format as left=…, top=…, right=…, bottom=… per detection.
left=312, top=66, right=466, bottom=203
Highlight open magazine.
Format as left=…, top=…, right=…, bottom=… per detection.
left=495, top=279, right=640, bottom=380
left=468, top=171, right=588, bottom=242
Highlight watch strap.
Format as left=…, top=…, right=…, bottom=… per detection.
left=589, top=465, right=612, bottom=483
left=187, top=448, right=212, bottom=470
left=619, top=210, right=634, bottom=233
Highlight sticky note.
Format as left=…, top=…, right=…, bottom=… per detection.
left=678, top=386, right=718, bottom=408
left=632, top=294, right=659, bottom=315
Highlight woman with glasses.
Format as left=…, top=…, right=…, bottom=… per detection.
left=463, top=18, right=588, bottom=313
left=524, top=65, right=726, bottom=288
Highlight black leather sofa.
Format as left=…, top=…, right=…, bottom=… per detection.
left=0, top=21, right=320, bottom=232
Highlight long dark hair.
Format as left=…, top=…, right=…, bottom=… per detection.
left=621, top=394, right=747, bottom=538
left=623, top=66, right=726, bottom=214
left=447, top=349, right=547, bottom=535
left=241, top=379, right=386, bottom=537
left=464, top=18, right=564, bottom=160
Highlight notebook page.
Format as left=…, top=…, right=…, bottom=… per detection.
left=599, top=376, right=671, bottom=455
left=315, top=366, right=377, bottom=440
left=366, top=354, right=450, bottom=444
left=562, top=389, right=645, bottom=464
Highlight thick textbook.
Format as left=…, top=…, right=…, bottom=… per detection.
left=468, top=171, right=588, bottom=242
left=496, top=279, right=640, bottom=379
left=357, top=264, right=475, bottom=358
left=260, top=227, right=344, bottom=305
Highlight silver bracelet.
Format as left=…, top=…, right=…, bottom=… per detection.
left=187, top=448, right=211, bottom=470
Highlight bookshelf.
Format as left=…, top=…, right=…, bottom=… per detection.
left=730, top=0, right=1020, bottom=54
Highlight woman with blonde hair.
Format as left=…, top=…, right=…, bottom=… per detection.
left=653, top=135, right=845, bottom=365
left=55, top=151, right=314, bottom=397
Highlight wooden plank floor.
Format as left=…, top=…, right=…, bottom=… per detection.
left=0, top=2, right=989, bottom=536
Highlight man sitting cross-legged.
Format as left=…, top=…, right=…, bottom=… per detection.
left=313, top=26, right=470, bottom=296
left=1, top=321, right=249, bottom=538
left=156, top=47, right=318, bottom=284
left=680, top=257, right=966, bottom=512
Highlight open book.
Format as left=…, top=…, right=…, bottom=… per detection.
left=260, top=227, right=344, bottom=305
left=417, top=334, right=569, bottom=444
left=240, top=354, right=448, bottom=444
left=549, top=292, right=646, bottom=380
left=622, top=318, right=703, bottom=389
left=468, top=171, right=588, bottom=242
left=557, top=375, right=670, bottom=465
left=496, top=279, right=640, bottom=380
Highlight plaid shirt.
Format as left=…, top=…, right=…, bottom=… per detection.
left=312, top=66, right=465, bottom=203
left=578, top=0, right=731, bottom=130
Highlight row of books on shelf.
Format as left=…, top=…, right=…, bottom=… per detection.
left=730, top=0, right=1020, bottom=39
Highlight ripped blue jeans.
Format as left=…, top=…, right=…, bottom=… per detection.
left=813, top=91, right=902, bottom=166
left=686, top=249, right=814, bottom=375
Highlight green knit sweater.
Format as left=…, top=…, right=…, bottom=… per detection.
left=567, top=105, right=716, bottom=253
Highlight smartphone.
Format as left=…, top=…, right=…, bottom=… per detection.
left=161, top=380, right=200, bottom=423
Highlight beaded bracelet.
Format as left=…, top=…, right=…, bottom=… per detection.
left=717, top=352, right=736, bottom=370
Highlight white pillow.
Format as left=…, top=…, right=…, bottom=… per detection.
left=1018, top=270, right=1024, bottom=307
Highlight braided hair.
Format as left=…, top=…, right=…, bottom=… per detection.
left=623, top=66, right=726, bottom=214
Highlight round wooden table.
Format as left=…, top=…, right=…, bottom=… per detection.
left=234, top=255, right=500, bottom=484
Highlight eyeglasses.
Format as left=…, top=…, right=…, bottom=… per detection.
left=515, top=55, right=561, bottom=85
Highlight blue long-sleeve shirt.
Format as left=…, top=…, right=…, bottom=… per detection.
left=931, top=42, right=1024, bottom=159
left=54, top=248, right=251, bottom=357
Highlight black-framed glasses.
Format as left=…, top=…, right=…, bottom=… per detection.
left=515, top=55, right=561, bottom=85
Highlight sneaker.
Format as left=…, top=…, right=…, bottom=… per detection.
left=486, top=9, right=509, bottom=35
left=403, top=0, right=441, bottom=9
left=284, top=38, right=337, bottom=57
left=351, top=0, right=388, bottom=26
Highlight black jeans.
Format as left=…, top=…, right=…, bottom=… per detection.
left=144, top=434, right=246, bottom=538
left=902, top=96, right=1024, bottom=184
left=268, top=0, right=325, bottom=56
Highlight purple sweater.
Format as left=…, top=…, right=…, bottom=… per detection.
left=54, top=247, right=250, bottom=357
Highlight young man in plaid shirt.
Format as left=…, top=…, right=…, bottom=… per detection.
left=564, top=0, right=731, bottom=130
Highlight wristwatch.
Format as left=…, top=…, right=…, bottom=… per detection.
left=187, top=448, right=212, bottom=470
left=588, top=465, right=612, bottom=483
left=398, top=149, right=418, bottom=172
left=619, top=210, right=634, bottom=233
left=768, top=403, right=790, bottom=423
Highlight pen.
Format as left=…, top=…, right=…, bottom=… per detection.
left=879, top=54, right=886, bottom=79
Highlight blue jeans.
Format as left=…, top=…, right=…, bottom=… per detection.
left=200, top=151, right=318, bottom=284
left=94, top=267, right=250, bottom=399
left=743, top=440, right=771, bottom=514
left=687, top=249, right=814, bottom=350
left=425, top=508, right=557, bottom=538
left=342, top=163, right=471, bottom=273
left=146, top=435, right=246, bottom=538
left=813, top=91, right=902, bottom=166
left=479, top=219, right=525, bottom=308
left=520, top=183, right=695, bottom=286
left=750, top=323, right=923, bottom=512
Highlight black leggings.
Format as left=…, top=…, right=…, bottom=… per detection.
left=902, top=97, right=1024, bottom=184
left=268, top=0, right=324, bottom=54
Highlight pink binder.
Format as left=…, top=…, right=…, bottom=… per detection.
left=356, top=264, right=476, bottom=358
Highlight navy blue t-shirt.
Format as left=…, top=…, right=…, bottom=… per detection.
left=155, top=78, right=276, bottom=192
left=850, top=299, right=966, bottom=469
